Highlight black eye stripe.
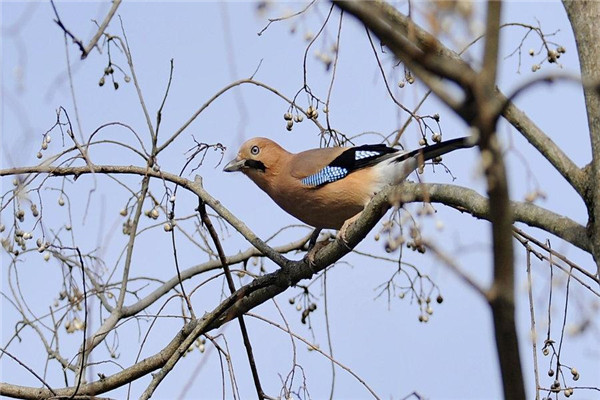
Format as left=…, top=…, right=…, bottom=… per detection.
left=245, top=159, right=266, bottom=172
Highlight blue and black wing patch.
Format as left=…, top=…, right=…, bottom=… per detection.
left=301, top=166, right=348, bottom=187
left=300, top=137, right=474, bottom=188
left=301, top=144, right=397, bottom=187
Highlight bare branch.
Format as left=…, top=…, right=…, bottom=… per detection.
left=422, top=241, right=487, bottom=298
left=563, top=0, right=600, bottom=278
left=336, top=0, right=586, bottom=198
left=334, top=2, right=525, bottom=397
left=197, top=197, right=267, bottom=399
left=0, top=164, right=590, bottom=254
left=394, top=182, right=590, bottom=253
left=51, top=0, right=122, bottom=59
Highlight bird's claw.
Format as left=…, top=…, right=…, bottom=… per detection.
left=305, top=238, right=331, bottom=269
left=336, top=213, right=360, bottom=250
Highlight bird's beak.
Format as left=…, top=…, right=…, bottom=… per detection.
left=223, top=157, right=246, bottom=172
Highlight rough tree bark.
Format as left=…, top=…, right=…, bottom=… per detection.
left=562, top=0, right=600, bottom=279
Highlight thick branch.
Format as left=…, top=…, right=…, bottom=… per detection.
left=398, top=182, right=590, bottom=253
left=336, top=0, right=586, bottom=197
left=120, top=235, right=309, bottom=318
left=333, top=0, right=476, bottom=114
left=502, top=101, right=586, bottom=195
left=0, top=165, right=590, bottom=254
left=0, top=167, right=392, bottom=400
left=476, top=3, right=525, bottom=398
left=481, top=1, right=502, bottom=96
left=0, top=162, right=591, bottom=399
left=334, top=2, right=528, bottom=397
left=563, top=0, right=600, bottom=277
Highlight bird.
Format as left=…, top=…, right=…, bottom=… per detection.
left=223, top=136, right=474, bottom=234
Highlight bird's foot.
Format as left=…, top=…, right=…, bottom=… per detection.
left=305, top=237, right=332, bottom=269
left=306, top=228, right=323, bottom=252
left=336, top=213, right=361, bottom=250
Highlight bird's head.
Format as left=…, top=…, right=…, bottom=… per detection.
left=223, top=137, right=287, bottom=178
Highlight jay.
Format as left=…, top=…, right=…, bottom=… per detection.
left=223, top=136, right=474, bottom=234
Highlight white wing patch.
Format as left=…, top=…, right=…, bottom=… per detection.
left=355, top=150, right=382, bottom=160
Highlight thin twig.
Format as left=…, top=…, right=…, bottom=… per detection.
left=155, top=59, right=175, bottom=143
left=69, top=247, right=89, bottom=399
left=168, top=220, right=196, bottom=319
left=247, top=313, right=381, bottom=400
left=258, top=0, right=318, bottom=36
left=422, top=240, right=488, bottom=299
left=50, top=0, right=122, bottom=59
left=0, top=348, right=57, bottom=395
left=365, top=27, right=417, bottom=118
left=513, top=227, right=598, bottom=284
left=323, top=269, right=336, bottom=400
left=324, top=10, right=343, bottom=135
left=525, top=249, right=541, bottom=400
left=198, top=197, right=267, bottom=400
left=82, top=0, right=122, bottom=58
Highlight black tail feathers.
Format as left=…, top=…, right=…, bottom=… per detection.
left=393, top=136, right=475, bottom=164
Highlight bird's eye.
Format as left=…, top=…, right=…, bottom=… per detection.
left=250, top=145, right=260, bottom=155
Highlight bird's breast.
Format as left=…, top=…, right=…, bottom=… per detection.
left=268, top=169, right=381, bottom=230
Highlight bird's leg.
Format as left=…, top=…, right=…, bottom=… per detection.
left=336, top=212, right=362, bottom=249
left=305, top=228, right=335, bottom=269
left=307, top=228, right=322, bottom=251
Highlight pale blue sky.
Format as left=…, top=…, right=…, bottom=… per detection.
left=2, top=2, right=598, bottom=399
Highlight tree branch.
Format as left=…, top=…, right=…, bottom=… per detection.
left=333, top=0, right=472, bottom=115
left=476, top=1, right=524, bottom=396
left=563, top=0, right=600, bottom=278
left=51, top=0, right=122, bottom=59
left=0, top=164, right=590, bottom=254
left=197, top=199, right=267, bottom=400
left=396, top=182, right=590, bottom=253
left=0, top=166, right=392, bottom=399
left=502, top=101, right=586, bottom=195
left=335, top=0, right=586, bottom=197
left=334, top=2, right=528, bottom=397
left=0, top=161, right=592, bottom=399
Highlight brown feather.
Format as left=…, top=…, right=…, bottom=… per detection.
left=227, top=138, right=376, bottom=229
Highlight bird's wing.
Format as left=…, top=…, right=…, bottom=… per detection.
left=291, top=144, right=399, bottom=188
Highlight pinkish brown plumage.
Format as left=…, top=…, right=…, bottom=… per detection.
left=224, top=136, right=473, bottom=230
